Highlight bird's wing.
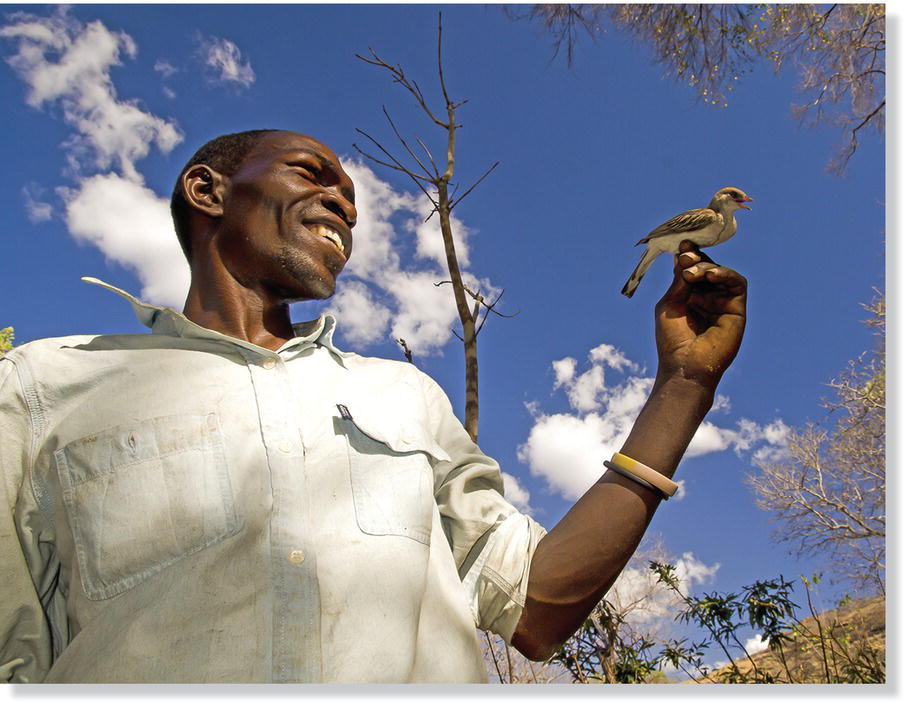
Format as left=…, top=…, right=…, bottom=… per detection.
left=635, top=208, right=719, bottom=245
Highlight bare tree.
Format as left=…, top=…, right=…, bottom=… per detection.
left=747, top=295, right=885, bottom=595
left=479, top=628, right=565, bottom=683
left=353, top=14, right=512, bottom=444
left=516, top=4, right=885, bottom=174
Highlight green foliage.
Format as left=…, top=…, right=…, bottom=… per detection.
left=0, top=327, right=13, bottom=354
left=552, top=564, right=884, bottom=684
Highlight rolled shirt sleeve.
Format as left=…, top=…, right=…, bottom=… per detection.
left=419, top=372, right=546, bottom=643
left=0, top=357, right=57, bottom=683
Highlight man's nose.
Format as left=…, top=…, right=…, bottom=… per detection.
left=323, top=190, right=357, bottom=229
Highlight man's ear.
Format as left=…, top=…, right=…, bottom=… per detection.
left=181, top=164, right=228, bottom=218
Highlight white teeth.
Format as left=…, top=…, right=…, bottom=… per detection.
left=311, top=224, right=345, bottom=255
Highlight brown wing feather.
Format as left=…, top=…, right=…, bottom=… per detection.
left=635, top=208, right=719, bottom=245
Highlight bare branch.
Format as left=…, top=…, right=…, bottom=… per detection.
left=356, top=47, right=448, bottom=128
left=450, top=161, right=501, bottom=211
left=435, top=281, right=519, bottom=321
left=382, top=106, right=436, bottom=180
left=395, top=337, right=413, bottom=364
left=415, top=135, right=440, bottom=176
left=436, top=12, right=453, bottom=109
left=353, top=130, right=435, bottom=185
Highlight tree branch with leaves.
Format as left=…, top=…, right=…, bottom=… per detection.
left=747, top=294, right=885, bottom=595
left=516, top=3, right=885, bottom=174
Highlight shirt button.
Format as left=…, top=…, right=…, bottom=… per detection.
left=263, top=358, right=278, bottom=369
left=288, top=550, right=305, bottom=565
left=278, top=439, right=293, bottom=453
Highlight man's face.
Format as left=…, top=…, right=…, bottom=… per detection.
left=215, top=131, right=357, bottom=301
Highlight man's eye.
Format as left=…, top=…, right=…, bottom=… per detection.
left=290, top=164, right=319, bottom=179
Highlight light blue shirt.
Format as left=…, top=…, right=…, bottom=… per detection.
left=0, top=279, right=545, bottom=683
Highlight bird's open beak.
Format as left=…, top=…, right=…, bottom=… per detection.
left=738, top=196, right=754, bottom=211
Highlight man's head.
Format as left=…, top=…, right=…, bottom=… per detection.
left=171, top=130, right=357, bottom=301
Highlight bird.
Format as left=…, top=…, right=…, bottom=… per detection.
left=621, top=187, right=754, bottom=297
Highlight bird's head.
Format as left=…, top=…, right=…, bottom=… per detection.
left=710, top=187, right=754, bottom=213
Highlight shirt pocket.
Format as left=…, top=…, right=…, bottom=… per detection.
left=337, top=404, right=450, bottom=546
left=54, top=412, right=239, bottom=601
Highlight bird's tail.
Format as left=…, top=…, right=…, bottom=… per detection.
left=621, top=246, right=660, bottom=298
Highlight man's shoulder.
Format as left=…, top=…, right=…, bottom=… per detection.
left=340, top=351, right=442, bottom=390
left=337, top=351, right=452, bottom=407
left=3, top=332, right=168, bottom=367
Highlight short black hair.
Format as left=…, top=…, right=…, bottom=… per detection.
left=170, top=129, right=282, bottom=261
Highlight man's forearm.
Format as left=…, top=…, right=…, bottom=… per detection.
left=511, top=373, right=715, bottom=661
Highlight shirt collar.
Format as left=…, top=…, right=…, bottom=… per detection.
left=82, top=277, right=350, bottom=366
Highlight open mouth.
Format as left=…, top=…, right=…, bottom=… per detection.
left=309, top=223, right=346, bottom=257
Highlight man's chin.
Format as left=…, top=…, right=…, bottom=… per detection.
left=274, top=251, right=339, bottom=301
left=263, top=273, right=335, bottom=303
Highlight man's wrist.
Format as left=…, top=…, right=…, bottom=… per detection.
left=619, top=373, right=716, bottom=475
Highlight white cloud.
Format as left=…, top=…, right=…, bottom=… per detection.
left=411, top=212, right=471, bottom=270
left=683, top=421, right=732, bottom=459
left=520, top=343, right=792, bottom=501
left=154, top=59, right=178, bottom=99
left=552, top=357, right=576, bottom=388
left=153, top=58, right=177, bottom=77
left=744, top=633, right=770, bottom=656
left=3, top=9, right=189, bottom=306
left=337, top=159, right=413, bottom=281
left=589, top=342, right=643, bottom=373
left=330, top=280, right=392, bottom=349
left=325, top=158, right=499, bottom=357
left=196, top=36, right=255, bottom=89
left=671, top=478, right=686, bottom=501
left=607, top=550, right=718, bottom=631
left=22, top=184, right=52, bottom=223
left=518, top=411, right=619, bottom=500
left=1, top=9, right=182, bottom=182
left=387, top=270, right=460, bottom=355
left=565, top=364, right=606, bottom=413
left=710, top=393, right=731, bottom=413
left=62, top=173, right=189, bottom=306
left=501, top=473, right=532, bottom=514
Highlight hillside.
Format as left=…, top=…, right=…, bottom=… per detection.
left=687, top=595, right=885, bottom=683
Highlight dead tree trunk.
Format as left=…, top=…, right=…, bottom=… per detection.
left=354, top=13, right=511, bottom=442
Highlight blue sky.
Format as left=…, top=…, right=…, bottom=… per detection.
left=0, top=2, right=893, bottom=679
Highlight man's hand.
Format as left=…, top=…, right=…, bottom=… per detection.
left=654, top=240, right=747, bottom=388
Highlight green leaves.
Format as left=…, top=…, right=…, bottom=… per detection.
left=0, top=326, right=14, bottom=354
left=552, top=564, right=883, bottom=683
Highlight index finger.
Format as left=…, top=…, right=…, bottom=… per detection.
left=678, top=239, right=697, bottom=254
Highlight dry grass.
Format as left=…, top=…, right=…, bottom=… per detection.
left=688, top=595, right=885, bottom=684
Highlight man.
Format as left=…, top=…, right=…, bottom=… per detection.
left=0, top=130, right=747, bottom=682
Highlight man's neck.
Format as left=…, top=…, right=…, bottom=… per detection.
left=183, top=262, right=295, bottom=351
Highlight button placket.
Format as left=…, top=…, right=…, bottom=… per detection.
left=245, top=350, right=319, bottom=682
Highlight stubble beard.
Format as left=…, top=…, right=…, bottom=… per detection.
left=275, top=245, right=337, bottom=301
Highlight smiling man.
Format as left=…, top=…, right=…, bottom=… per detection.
left=0, top=130, right=748, bottom=683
